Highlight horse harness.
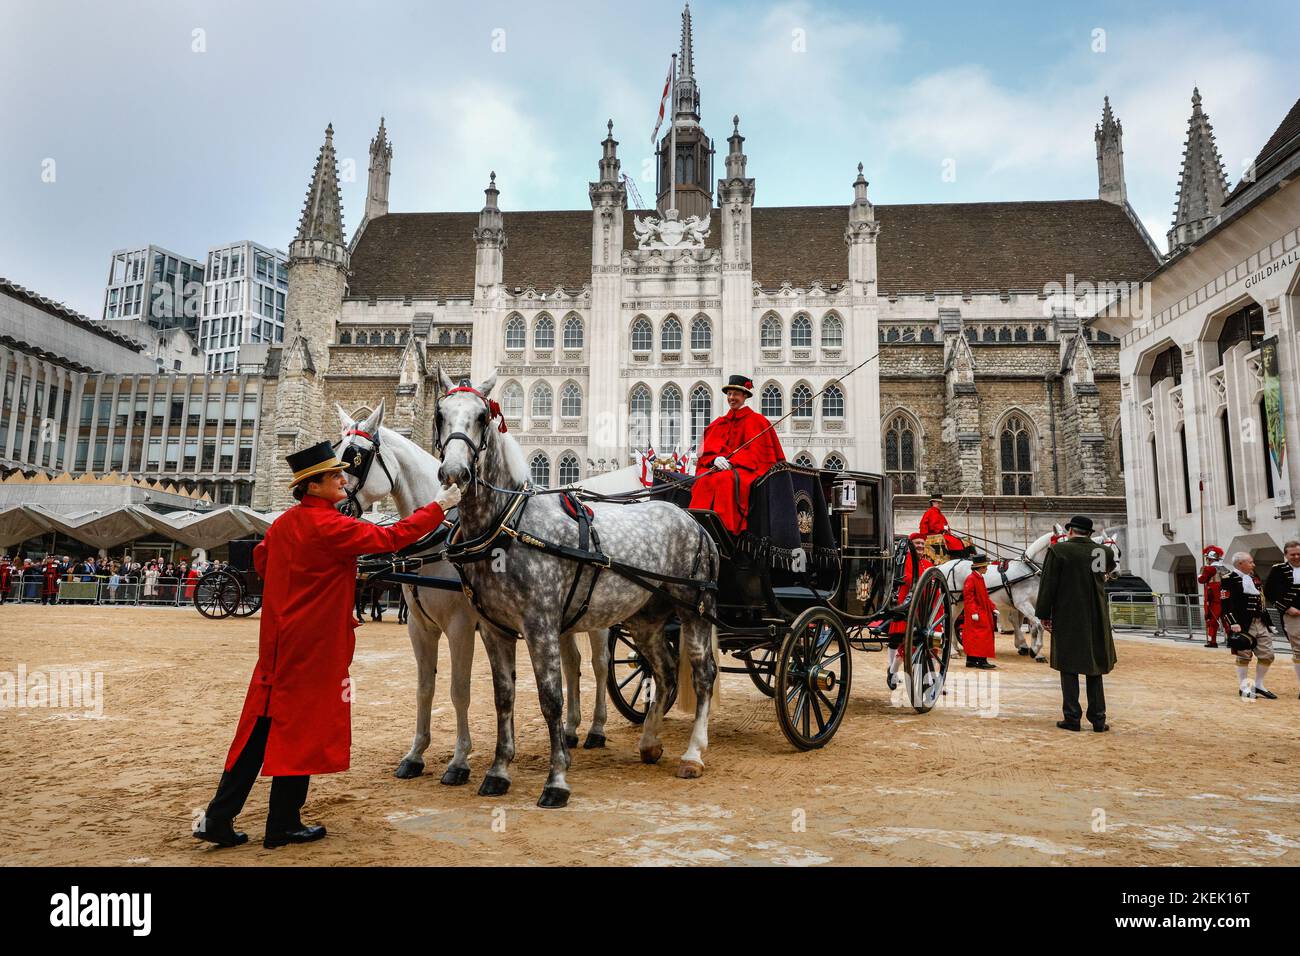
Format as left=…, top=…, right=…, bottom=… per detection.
left=338, top=426, right=397, bottom=518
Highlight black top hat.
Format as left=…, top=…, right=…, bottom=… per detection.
left=929, top=492, right=944, bottom=501
left=721, top=374, right=754, bottom=397
left=286, top=440, right=347, bottom=488
left=970, top=552, right=990, bottom=565
left=1064, top=515, right=1094, bottom=534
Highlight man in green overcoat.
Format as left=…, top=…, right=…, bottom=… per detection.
left=1034, top=515, right=1117, bottom=732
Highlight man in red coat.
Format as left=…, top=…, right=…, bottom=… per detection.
left=41, top=558, right=60, bottom=605
left=688, top=374, right=785, bottom=534
left=195, top=440, right=461, bottom=850
left=962, top=553, right=997, bottom=669
left=1199, top=545, right=1225, bottom=648
left=0, top=557, right=11, bottom=604
left=919, top=492, right=967, bottom=557
left=886, top=532, right=933, bottom=689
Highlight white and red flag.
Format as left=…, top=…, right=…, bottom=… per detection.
left=651, top=57, right=673, bottom=144
left=638, top=445, right=657, bottom=486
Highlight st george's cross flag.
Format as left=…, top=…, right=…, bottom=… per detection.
left=651, top=58, right=673, bottom=144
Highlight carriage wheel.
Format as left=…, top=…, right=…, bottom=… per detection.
left=232, top=577, right=262, bottom=617
left=902, top=566, right=953, bottom=714
left=741, top=643, right=778, bottom=697
left=774, top=607, right=852, bottom=751
left=606, top=627, right=655, bottom=725
left=193, top=570, right=239, bottom=620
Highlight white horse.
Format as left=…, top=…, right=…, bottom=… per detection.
left=334, top=402, right=611, bottom=786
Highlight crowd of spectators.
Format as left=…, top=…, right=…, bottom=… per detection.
left=0, top=552, right=226, bottom=606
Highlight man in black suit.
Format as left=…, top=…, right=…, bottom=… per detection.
left=1221, top=551, right=1276, bottom=699
left=1263, top=539, right=1300, bottom=698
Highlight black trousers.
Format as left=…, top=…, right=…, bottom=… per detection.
left=205, top=716, right=310, bottom=833
left=1060, top=672, right=1106, bottom=726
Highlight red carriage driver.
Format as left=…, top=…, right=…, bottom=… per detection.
left=688, top=374, right=786, bottom=534
left=918, top=492, right=967, bottom=556
left=195, top=440, right=461, bottom=850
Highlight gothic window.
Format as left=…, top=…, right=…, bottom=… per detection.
left=560, top=381, right=582, bottom=418
left=400, top=331, right=409, bottom=344
left=793, top=452, right=814, bottom=467
left=965, top=328, right=978, bottom=343
left=761, top=314, right=782, bottom=348
left=629, top=384, right=652, bottom=450
left=982, top=327, right=997, bottom=343
left=999, top=414, right=1033, bottom=495
left=558, top=453, right=581, bottom=485
left=822, top=384, right=844, bottom=419
left=1149, top=345, right=1182, bottom=388
left=1014, top=327, right=1028, bottom=342
left=563, top=314, right=584, bottom=349
left=383, top=330, right=395, bottom=345
left=531, top=382, right=553, bottom=420
left=1216, top=302, right=1265, bottom=366
left=689, top=384, right=711, bottom=448
left=631, top=316, right=652, bottom=352
left=760, top=383, right=783, bottom=419
left=455, top=329, right=469, bottom=345
left=998, top=326, right=1012, bottom=342
left=369, top=332, right=382, bottom=346
left=920, top=327, right=935, bottom=343
left=501, top=381, right=524, bottom=419
left=440, top=329, right=452, bottom=345
left=690, top=315, right=712, bottom=351
left=823, top=453, right=845, bottom=471
left=791, top=383, right=813, bottom=420
left=1032, top=326, right=1047, bottom=342
left=534, top=314, right=555, bottom=350
left=886, top=328, right=900, bottom=343
left=791, top=314, right=812, bottom=348
left=884, top=413, right=919, bottom=494
left=659, top=384, right=682, bottom=450
left=339, top=330, right=352, bottom=344
left=530, top=452, right=551, bottom=487
left=821, top=314, right=843, bottom=348
left=661, top=316, right=682, bottom=353
left=505, top=314, right=525, bottom=350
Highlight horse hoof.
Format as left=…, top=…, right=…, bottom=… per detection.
left=676, top=759, right=705, bottom=779
left=582, top=732, right=607, bottom=750
left=440, top=766, right=470, bottom=786
left=394, top=758, right=424, bottom=779
left=639, top=744, right=663, bottom=765
left=538, top=786, right=570, bottom=809
left=478, top=774, right=511, bottom=797
left=1017, top=647, right=1030, bottom=656
left=563, top=733, right=579, bottom=749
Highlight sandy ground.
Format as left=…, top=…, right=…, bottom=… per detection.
left=1, top=603, right=1298, bottom=867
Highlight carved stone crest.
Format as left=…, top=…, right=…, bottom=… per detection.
left=633, top=208, right=711, bottom=249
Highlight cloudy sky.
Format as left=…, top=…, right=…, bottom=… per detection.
left=3, top=0, right=1299, bottom=317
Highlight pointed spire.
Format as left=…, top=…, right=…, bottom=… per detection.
left=1095, top=95, right=1126, bottom=205
left=850, top=162, right=873, bottom=217
left=295, top=123, right=345, bottom=246
left=366, top=116, right=393, bottom=220
left=724, top=114, right=747, bottom=179
left=1168, top=87, right=1229, bottom=251
left=674, top=3, right=700, bottom=123
left=598, top=119, right=621, bottom=184
left=680, top=3, right=695, bottom=80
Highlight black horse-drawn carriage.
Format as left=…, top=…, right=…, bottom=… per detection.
left=607, top=463, right=954, bottom=750
left=192, top=539, right=264, bottom=619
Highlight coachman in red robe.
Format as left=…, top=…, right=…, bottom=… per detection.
left=1199, top=545, right=1225, bottom=648
left=196, top=440, right=461, bottom=850
left=688, top=375, right=785, bottom=534
left=918, top=492, right=967, bottom=556
left=962, top=554, right=997, bottom=668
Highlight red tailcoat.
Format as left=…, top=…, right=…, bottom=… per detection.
left=224, top=494, right=447, bottom=776
left=42, top=564, right=60, bottom=596
left=184, top=568, right=200, bottom=600
left=919, top=505, right=965, bottom=553
left=961, top=571, right=996, bottom=658
left=1198, top=564, right=1223, bottom=637
left=1, top=563, right=11, bottom=592
left=688, top=405, right=785, bottom=534
left=890, top=547, right=933, bottom=636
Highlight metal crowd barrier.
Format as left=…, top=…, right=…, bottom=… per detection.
left=1108, top=590, right=1287, bottom=640
left=0, top=575, right=192, bottom=606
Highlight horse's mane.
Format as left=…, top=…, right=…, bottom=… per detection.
left=492, top=427, right=529, bottom=486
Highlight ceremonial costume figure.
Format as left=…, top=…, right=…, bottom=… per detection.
left=41, top=558, right=59, bottom=605
left=1199, top=545, right=1225, bottom=648
left=918, top=493, right=967, bottom=559
left=0, top=558, right=10, bottom=604
left=962, top=553, right=997, bottom=669
left=689, top=375, right=785, bottom=534
left=197, top=441, right=461, bottom=849
left=1221, top=552, right=1275, bottom=699
left=1263, top=540, right=1300, bottom=696
left=885, top=532, right=932, bottom=689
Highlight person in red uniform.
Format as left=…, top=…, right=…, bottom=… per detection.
left=962, top=553, right=997, bottom=669
left=886, top=532, right=933, bottom=689
left=0, top=556, right=11, bottom=604
left=194, top=440, right=461, bottom=850
left=1199, top=545, right=1225, bottom=648
left=41, top=558, right=60, bottom=605
left=918, top=492, right=967, bottom=557
left=688, top=374, right=786, bottom=534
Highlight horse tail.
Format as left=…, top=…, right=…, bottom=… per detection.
left=677, top=525, right=721, bottom=715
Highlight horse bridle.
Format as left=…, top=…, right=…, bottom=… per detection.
left=336, top=427, right=397, bottom=518
left=433, top=386, right=507, bottom=488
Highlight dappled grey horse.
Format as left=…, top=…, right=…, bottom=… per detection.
left=434, top=370, right=720, bottom=808
left=333, top=401, right=610, bottom=788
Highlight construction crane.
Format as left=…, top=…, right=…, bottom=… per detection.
left=621, top=173, right=648, bottom=211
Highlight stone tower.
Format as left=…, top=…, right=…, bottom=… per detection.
left=254, top=123, right=349, bottom=510
left=1168, top=88, right=1229, bottom=252
left=845, top=164, right=883, bottom=471
left=366, top=116, right=392, bottom=221
left=1095, top=96, right=1127, bottom=205
left=588, top=121, right=627, bottom=466
left=655, top=4, right=714, bottom=220
left=469, top=172, right=506, bottom=386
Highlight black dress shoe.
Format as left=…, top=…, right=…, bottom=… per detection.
left=1056, top=720, right=1081, bottom=732
left=1255, top=687, right=1278, bottom=700
left=1092, top=723, right=1110, bottom=733
left=193, top=818, right=248, bottom=848
left=978, top=660, right=997, bottom=669
left=263, top=825, right=327, bottom=849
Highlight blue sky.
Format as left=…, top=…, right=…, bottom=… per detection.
left=3, top=0, right=1299, bottom=317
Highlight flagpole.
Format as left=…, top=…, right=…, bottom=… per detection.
left=669, top=52, right=677, bottom=214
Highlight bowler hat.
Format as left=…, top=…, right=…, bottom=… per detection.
left=721, top=374, right=754, bottom=397
left=1064, top=515, right=1094, bottom=534
left=286, top=440, right=347, bottom=488
left=970, top=552, right=990, bottom=566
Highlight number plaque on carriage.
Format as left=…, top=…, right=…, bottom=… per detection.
left=833, top=479, right=857, bottom=512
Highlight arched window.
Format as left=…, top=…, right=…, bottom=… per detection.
left=920, top=327, right=936, bottom=343
left=383, top=330, right=395, bottom=345
left=1014, top=327, right=1028, bottom=342
left=560, top=381, right=582, bottom=418
left=791, top=314, right=812, bottom=348
left=997, top=326, right=1012, bottom=343
left=982, top=327, right=997, bottom=343
left=505, top=314, right=525, bottom=350
left=965, top=328, right=978, bottom=343
left=339, top=330, right=352, bottom=344
left=999, top=414, right=1033, bottom=495
left=822, top=384, right=844, bottom=419
left=530, top=452, right=551, bottom=487
left=760, top=383, right=783, bottom=419
left=793, top=452, right=814, bottom=467
left=791, top=383, right=813, bottom=419
left=629, top=384, right=652, bottom=450
left=821, top=314, right=843, bottom=348
left=558, top=453, right=580, bottom=485
left=689, top=384, right=712, bottom=448
left=369, top=331, right=382, bottom=346
left=1032, top=326, right=1047, bottom=342
left=661, top=316, right=682, bottom=352
left=501, top=381, right=524, bottom=419
left=531, top=382, right=553, bottom=419
left=761, top=314, right=782, bottom=348
left=562, top=314, right=584, bottom=349
left=823, top=453, right=845, bottom=471
left=630, top=316, right=652, bottom=352
left=884, top=413, right=919, bottom=494
left=659, top=384, right=682, bottom=450
left=690, top=315, right=712, bottom=351
left=534, top=314, right=555, bottom=350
